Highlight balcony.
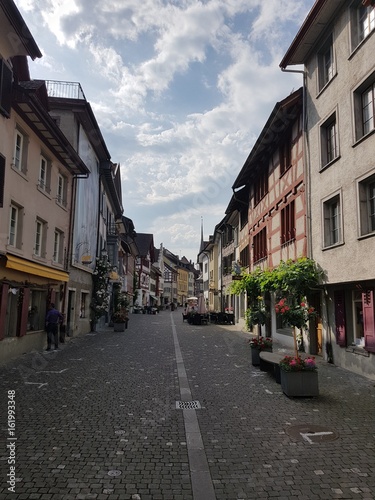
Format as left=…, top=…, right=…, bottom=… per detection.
left=45, top=80, right=86, bottom=100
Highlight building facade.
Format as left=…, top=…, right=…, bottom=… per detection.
left=281, top=0, right=375, bottom=378
left=232, top=88, right=308, bottom=349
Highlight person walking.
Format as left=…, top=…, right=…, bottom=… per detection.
left=45, top=303, right=63, bottom=351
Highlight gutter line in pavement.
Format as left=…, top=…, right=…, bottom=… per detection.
left=171, top=315, right=217, bottom=500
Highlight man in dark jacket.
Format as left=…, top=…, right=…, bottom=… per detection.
left=45, top=303, right=63, bottom=351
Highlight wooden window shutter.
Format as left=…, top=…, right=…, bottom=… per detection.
left=0, top=283, right=9, bottom=340
left=18, top=287, right=30, bottom=337
left=362, top=289, right=375, bottom=353
left=0, top=154, right=5, bottom=208
left=334, top=290, right=346, bottom=346
left=0, top=60, right=12, bottom=117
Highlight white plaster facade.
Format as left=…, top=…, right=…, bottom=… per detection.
left=281, top=0, right=375, bottom=378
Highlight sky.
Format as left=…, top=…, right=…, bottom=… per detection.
left=15, top=0, right=314, bottom=263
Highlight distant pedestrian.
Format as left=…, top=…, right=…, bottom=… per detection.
left=45, top=303, right=63, bottom=351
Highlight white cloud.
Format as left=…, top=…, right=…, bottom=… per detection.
left=17, top=0, right=314, bottom=261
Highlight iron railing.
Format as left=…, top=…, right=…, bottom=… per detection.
left=45, top=80, right=86, bottom=100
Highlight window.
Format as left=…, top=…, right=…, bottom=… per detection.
left=254, top=169, right=268, bottom=206
left=223, top=224, right=233, bottom=246
left=362, top=82, right=375, bottom=136
left=279, top=136, right=292, bottom=176
left=9, top=205, right=18, bottom=247
left=240, top=205, right=248, bottom=229
left=0, top=59, right=12, bottom=118
left=34, top=218, right=47, bottom=257
left=354, top=74, right=375, bottom=141
left=240, top=246, right=249, bottom=268
left=359, top=3, right=375, bottom=41
left=321, top=112, right=339, bottom=167
left=80, top=292, right=89, bottom=318
left=318, top=34, right=335, bottom=90
left=358, top=173, right=375, bottom=236
left=323, top=194, right=342, bottom=248
left=9, top=203, right=23, bottom=248
left=38, top=154, right=51, bottom=193
left=13, top=129, right=28, bottom=174
left=53, top=230, right=64, bottom=264
left=39, top=156, right=47, bottom=190
left=57, top=173, right=67, bottom=206
left=253, top=227, right=267, bottom=263
left=351, top=2, right=375, bottom=49
left=281, top=200, right=295, bottom=245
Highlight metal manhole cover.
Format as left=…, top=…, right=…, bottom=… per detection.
left=286, top=424, right=339, bottom=443
left=108, top=470, right=122, bottom=477
left=176, top=400, right=201, bottom=410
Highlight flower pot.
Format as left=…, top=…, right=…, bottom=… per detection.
left=251, top=346, right=272, bottom=366
left=280, top=370, right=319, bottom=397
left=114, top=321, right=127, bottom=332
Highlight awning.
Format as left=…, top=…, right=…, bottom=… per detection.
left=149, top=294, right=158, bottom=301
left=5, top=254, right=69, bottom=282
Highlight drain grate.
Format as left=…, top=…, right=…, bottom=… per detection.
left=176, top=400, right=201, bottom=410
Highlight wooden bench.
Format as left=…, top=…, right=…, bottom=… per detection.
left=259, top=351, right=284, bottom=384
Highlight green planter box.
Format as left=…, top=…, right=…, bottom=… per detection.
left=280, top=370, right=319, bottom=397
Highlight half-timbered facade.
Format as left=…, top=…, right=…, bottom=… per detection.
left=232, top=88, right=308, bottom=349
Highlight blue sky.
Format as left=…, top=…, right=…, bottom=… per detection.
left=16, top=0, right=314, bottom=263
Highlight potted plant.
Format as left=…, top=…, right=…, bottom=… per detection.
left=112, top=309, right=129, bottom=332
left=248, top=336, right=273, bottom=366
left=279, top=355, right=318, bottom=397
left=90, top=255, right=111, bottom=331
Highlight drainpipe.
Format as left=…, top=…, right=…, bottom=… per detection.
left=280, top=67, right=312, bottom=260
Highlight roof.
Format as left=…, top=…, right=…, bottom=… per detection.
left=232, top=88, right=303, bottom=190
left=280, top=0, right=343, bottom=68
left=0, top=0, right=42, bottom=60
left=13, top=82, right=90, bottom=176
left=225, top=185, right=249, bottom=215
left=134, top=233, right=155, bottom=261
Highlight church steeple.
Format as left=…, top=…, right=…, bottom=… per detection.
left=199, top=216, right=205, bottom=253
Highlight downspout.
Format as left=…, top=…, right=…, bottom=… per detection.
left=281, top=67, right=312, bottom=260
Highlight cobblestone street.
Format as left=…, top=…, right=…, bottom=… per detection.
left=0, top=310, right=374, bottom=499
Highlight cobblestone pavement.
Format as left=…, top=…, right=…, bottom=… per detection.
left=0, top=310, right=374, bottom=499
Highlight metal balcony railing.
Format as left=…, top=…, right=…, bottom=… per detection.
left=45, top=80, right=86, bottom=100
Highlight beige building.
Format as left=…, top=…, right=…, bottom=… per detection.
left=0, top=2, right=89, bottom=362
left=281, top=0, right=375, bottom=378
